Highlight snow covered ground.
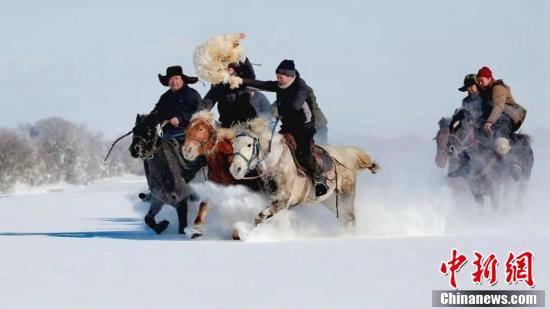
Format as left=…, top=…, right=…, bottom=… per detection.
left=1, top=135, right=549, bottom=308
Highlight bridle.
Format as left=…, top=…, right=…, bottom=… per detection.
left=233, top=131, right=289, bottom=180
left=447, top=126, right=480, bottom=159
left=185, top=118, right=216, bottom=153
left=233, top=133, right=262, bottom=171
left=132, top=121, right=169, bottom=160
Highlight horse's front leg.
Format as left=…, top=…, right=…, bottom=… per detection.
left=176, top=199, right=189, bottom=234
left=255, top=199, right=288, bottom=226
left=191, top=201, right=210, bottom=239
left=145, top=200, right=169, bottom=235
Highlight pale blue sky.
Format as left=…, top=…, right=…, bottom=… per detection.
left=1, top=0, right=548, bottom=138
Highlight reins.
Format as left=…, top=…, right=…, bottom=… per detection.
left=104, top=130, right=132, bottom=161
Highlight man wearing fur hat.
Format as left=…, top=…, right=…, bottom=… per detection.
left=149, top=65, right=202, bottom=141
left=199, top=57, right=258, bottom=128
left=476, top=66, right=527, bottom=156
left=230, top=59, right=329, bottom=197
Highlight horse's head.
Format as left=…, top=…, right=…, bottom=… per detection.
left=182, top=111, right=216, bottom=161
left=446, top=109, right=477, bottom=159
left=434, top=117, right=451, bottom=168
left=229, top=118, right=270, bottom=179
left=129, top=114, right=157, bottom=159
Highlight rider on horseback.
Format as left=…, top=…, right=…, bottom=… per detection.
left=458, top=73, right=485, bottom=126
left=150, top=66, right=202, bottom=140
left=147, top=65, right=205, bottom=181
left=229, top=59, right=329, bottom=197
left=447, top=73, right=484, bottom=178
left=199, top=57, right=258, bottom=128
left=477, top=66, right=527, bottom=156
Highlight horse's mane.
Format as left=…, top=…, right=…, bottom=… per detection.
left=235, top=117, right=272, bottom=152
left=438, top=117, right=451, bottom=129
left=216, top=127, right=236, bottom=144
left=190, top=110, right=217, bottom=129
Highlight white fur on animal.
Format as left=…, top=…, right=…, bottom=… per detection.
left=193, top=33, right=246, bottom=89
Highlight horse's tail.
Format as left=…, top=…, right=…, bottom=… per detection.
left=351, top=147, right=380, bottom=174
left=515, top=133, right=532, bottom=145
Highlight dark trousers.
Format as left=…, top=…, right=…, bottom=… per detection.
left=289, top=126, right=324, bottom=182
left=492, top=113, right=515, bottom=139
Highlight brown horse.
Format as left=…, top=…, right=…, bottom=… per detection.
left=181, top=111, right=263, bottom=235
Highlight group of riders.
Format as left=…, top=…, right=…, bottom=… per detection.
left=448, top=66, right=527, bottom=178
left=146, top=56, right=331, bottom=197
left=142, top=42, right=529, bottom=199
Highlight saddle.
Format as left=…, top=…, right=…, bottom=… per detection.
left=283, top=133, right=334, bottom=175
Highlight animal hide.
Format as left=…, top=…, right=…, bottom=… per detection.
left=193, top=33, right=246, bottom=87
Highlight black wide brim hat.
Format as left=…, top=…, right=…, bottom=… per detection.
left=158, top=66, right=199, bottom=86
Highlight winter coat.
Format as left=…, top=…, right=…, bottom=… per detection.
left=149, top=85, right=202, bottom=134
left=307, top=86, right=328, bottom=129
left=200, top=58, right=257, bottom=128
left=482, top=80, right=526, bottom=125
left=243, top=72, right=315, bottom=133
left=461, top=92, right=485, bottom=125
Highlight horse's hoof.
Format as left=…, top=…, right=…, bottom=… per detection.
left=144, top=215, right=155, bottom=227
left=154, top=220, right=169, bottom=234
left=191, top=233, right=202, bottom=239
left=231, top=227, right=240, bottom=240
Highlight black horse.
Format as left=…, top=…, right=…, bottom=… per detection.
left=446, top=109, right=534, bottom=208
left=129, top=114, right=200, bottom=235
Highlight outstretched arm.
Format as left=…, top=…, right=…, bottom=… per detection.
left=198, top=86, right=220, bottom=111
left=241, top=78, right=279, bottom=92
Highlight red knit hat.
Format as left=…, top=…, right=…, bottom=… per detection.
left=477, top=66, right=493, bottom=79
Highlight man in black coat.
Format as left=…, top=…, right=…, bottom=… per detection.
left=145, top=65, right=204, bottom=182
left=231, top=59, right=328, bottom=197
left=149, top=66, right=202, bottom=141
left=199, top=58, right=258, bottom=128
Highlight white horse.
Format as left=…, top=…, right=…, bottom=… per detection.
left=229, top=118, right=379, bottom=232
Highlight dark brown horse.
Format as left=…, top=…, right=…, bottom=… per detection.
left=434, top=109, right=534, bottom=208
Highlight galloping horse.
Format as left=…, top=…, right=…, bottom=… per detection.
left=129, top=114, right=207, bottom=236
left=181, top=112, right=264, bottom=235
left=435, top=109, right=534, bottom=208
left=229, top=117, right=379, bottom=233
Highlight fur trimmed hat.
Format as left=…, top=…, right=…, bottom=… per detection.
left=158, top=66, right=199, bottom=86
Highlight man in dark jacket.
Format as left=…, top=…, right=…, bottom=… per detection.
left=458, top=73, right=485, bottom=126
left=231, top=59, right=328, bottom=197
left=149, top=66, right=203, bottom=141
left=448, top=73, right=485, bottom=178
left=199, top=58, right=257, bottom=128
left=146, top=65, right=204, bottom=182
